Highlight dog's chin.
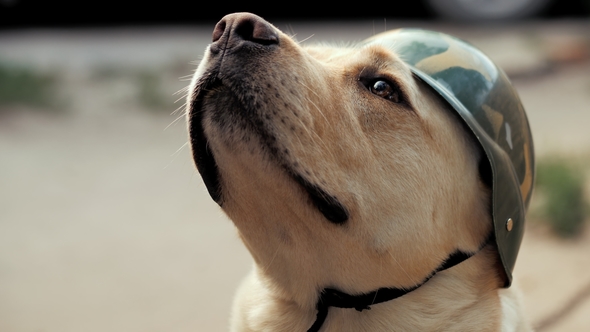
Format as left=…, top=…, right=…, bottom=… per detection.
left=188, top=77, right=350, bottom=225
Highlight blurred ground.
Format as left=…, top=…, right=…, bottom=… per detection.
left=1, top=19, right=590, bottom=331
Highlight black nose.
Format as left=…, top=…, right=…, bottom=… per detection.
left=212, top=12, right=279, bottom=46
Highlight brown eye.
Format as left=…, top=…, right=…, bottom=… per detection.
left=370, top=80, right=400, bottom=103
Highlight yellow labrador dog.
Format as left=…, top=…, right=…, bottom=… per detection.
left=187, top=12, right=532, bottom=332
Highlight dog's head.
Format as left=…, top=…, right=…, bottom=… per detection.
left=187, top=13, right=533, bottom=306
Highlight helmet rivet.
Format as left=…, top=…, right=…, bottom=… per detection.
left=506, top=218, right=514, bottom=232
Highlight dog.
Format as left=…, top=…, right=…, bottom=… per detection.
left=187, top=12, right=532, bottom=331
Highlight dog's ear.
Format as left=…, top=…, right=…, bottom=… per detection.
left=478, top=153, right=493, bottom=190
left=477, top=146, right=494, bottom=217
left=442, top=97, right=493, bottom=192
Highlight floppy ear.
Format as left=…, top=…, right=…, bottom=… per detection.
left=478, top=151, right=493, bottom=191
left=449, top=104, right=493, bottom=191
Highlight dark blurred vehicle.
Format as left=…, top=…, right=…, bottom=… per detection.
left=0, top=0, right=588, bottom=28
left=425, top=0, right=555, bottom=21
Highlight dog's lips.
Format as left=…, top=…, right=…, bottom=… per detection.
left=188, top=70, right=349, bottom=224
left=188, top=73, right=224, bottom=205
left=289, top=172, right=350, bottom=224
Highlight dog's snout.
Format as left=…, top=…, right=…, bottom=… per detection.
left=212, top=12, right=279, bottom=47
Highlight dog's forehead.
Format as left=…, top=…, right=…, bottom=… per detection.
left=303, top=43, right=412, bottom=76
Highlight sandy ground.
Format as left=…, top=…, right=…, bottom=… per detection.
left=1, top=19, right=589, bottom=331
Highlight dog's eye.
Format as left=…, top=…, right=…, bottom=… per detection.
left=369, top=80, right=400, bottom=103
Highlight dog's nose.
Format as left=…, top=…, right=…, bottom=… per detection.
left=212, top=13, right=279, bottom=47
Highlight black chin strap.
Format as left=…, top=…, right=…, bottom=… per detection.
left=307, top=234, right=493, bottom=332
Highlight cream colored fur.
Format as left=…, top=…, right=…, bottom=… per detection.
left=189, top=13, right=531, bottom=332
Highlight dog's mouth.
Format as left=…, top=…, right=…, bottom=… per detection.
left=188, top=73, right=224, bottom=204
left=188, top=72, right=349, bottom=225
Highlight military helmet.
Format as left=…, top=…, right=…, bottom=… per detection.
left=364, top=29, right=535, bottom=286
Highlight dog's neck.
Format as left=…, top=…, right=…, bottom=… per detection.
left=231, top=244, right=506, bottom=331
left=306, top=234, right=495, bottom=332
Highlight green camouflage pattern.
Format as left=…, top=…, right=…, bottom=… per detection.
left=364, top=29, right=535, bottom=286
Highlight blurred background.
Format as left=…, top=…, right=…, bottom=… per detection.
left=1, top=1, right=590, bottom=331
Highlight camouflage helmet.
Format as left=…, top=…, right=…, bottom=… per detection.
left=364, top=29, right=535, bottom=287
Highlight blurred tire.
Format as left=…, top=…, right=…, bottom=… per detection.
left=425, top=0, right=554, bottom=21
